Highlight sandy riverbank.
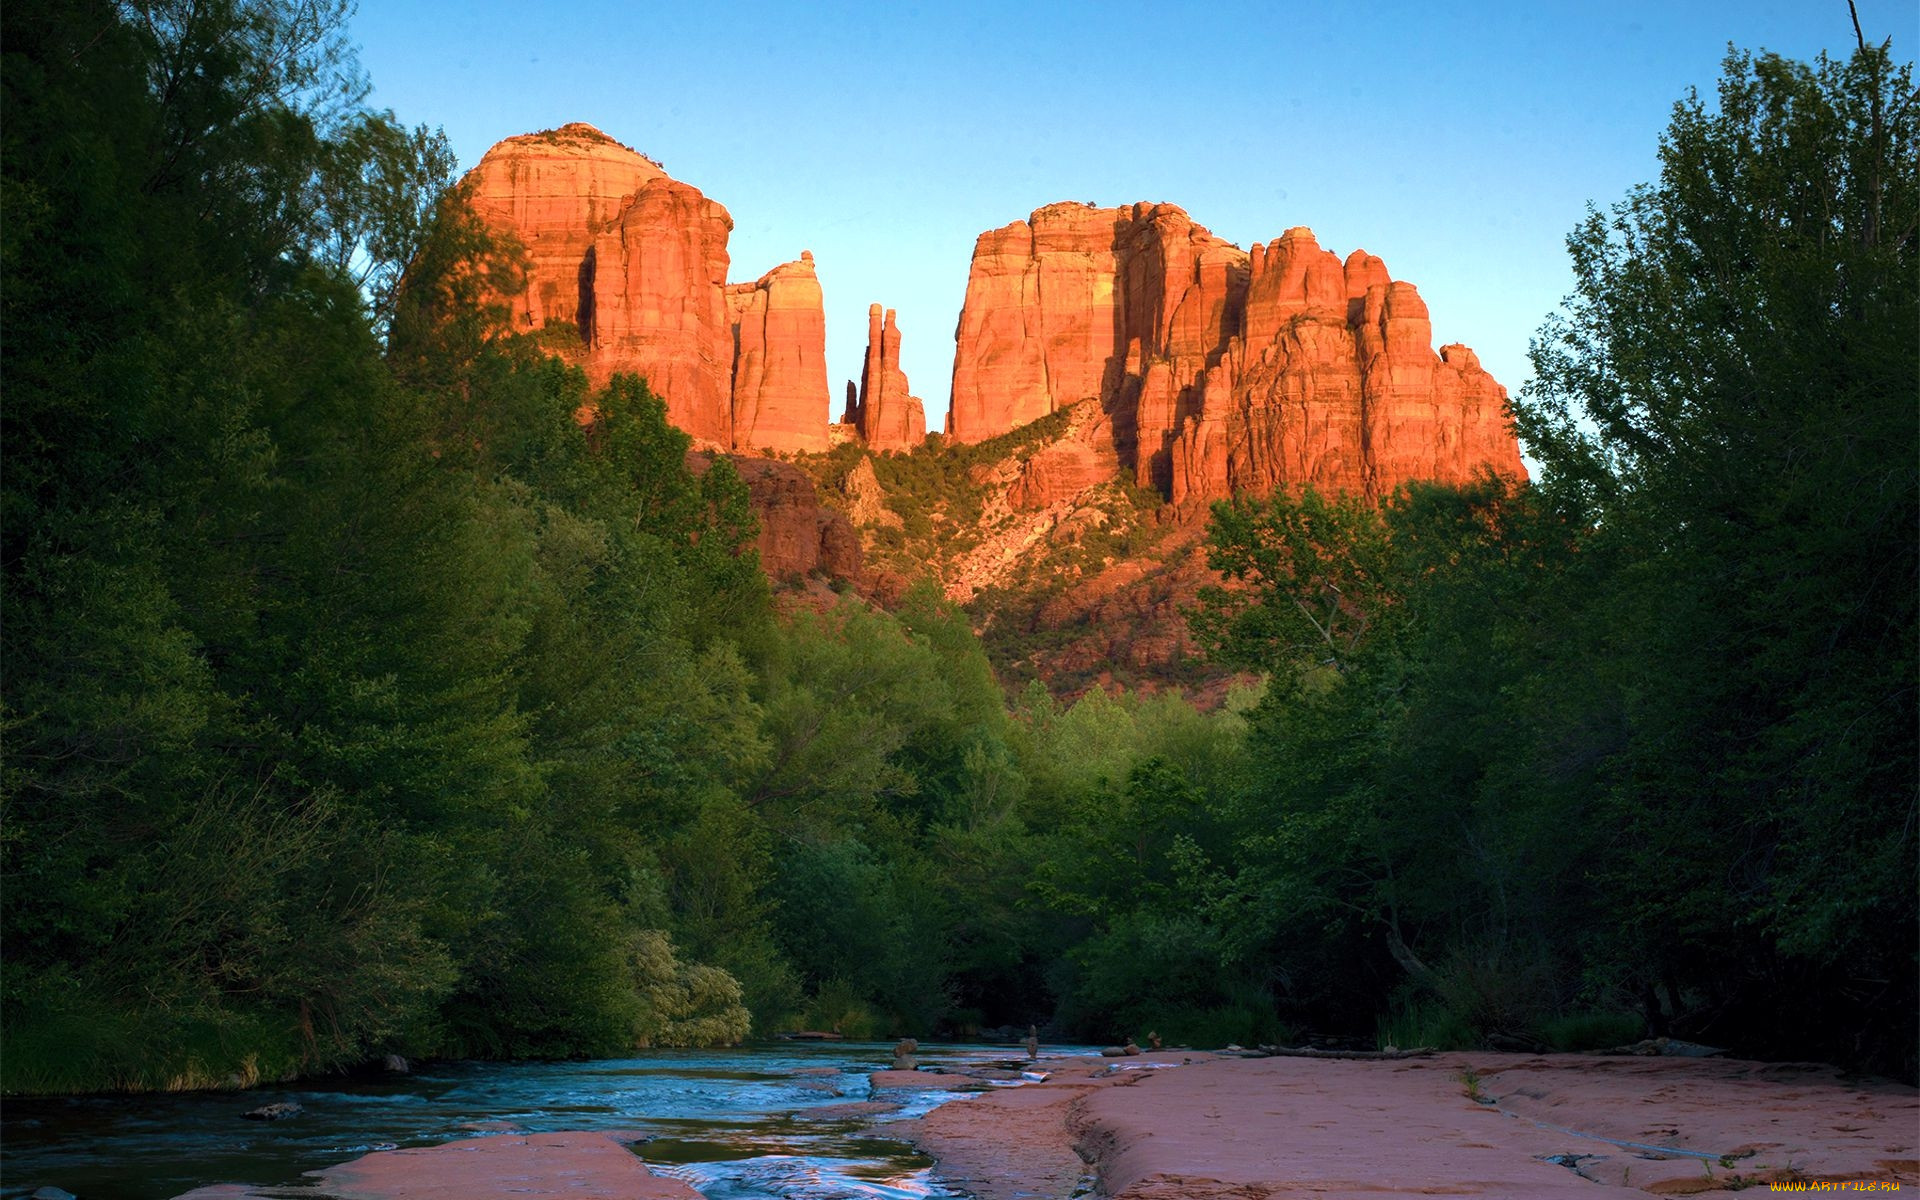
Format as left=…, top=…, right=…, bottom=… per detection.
left=904, top=1050, right=1919, bottom=1199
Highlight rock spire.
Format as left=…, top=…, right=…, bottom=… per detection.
left=842, top=304, right=927, bottom=451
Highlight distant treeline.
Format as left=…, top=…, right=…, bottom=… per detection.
left=3, top=0, right=1913, bottom=1092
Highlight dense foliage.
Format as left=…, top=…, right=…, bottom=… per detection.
left=2, top=0, right=781, bottom=1087
left=3, top=0, right=1911, bottom=1094
left=1193, top=43, right=1917, bottom=1072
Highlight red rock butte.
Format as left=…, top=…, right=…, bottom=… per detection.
left=463, top=123, right=832, bottom=453
left=728, top=254, right=831, bottom=453
left=463, top=128, right=1522, bottom=503
left=948, top=202, right=1524, bottom=502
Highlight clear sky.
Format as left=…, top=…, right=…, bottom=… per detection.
left=348, top=1, right=1900, bottom=432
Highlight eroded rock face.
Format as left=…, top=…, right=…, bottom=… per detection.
left=463, top=123, right=667, bottom=342
left=466, top=125, right=735, bottom=445
left=946, top=202, right=1244, bottom=460
left=465, top=124, right=843, bottom=454
left=585, top=176, right=736, bottom=445
left=690, top=453, right=861, bottom=582
left=727, top=252, right=831, bottom=453
left=844, top=304, right=926, bottom=451
left=1008, top=408, right=1124, bottom=512
left=947, top=204, right=1523, bottom=503
left=1168, top=238, right=1520, bottom=504
left=839, top=454, right=901, bottom=529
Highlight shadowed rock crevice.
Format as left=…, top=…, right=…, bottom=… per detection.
left=576, top=244, right=595, bottom=346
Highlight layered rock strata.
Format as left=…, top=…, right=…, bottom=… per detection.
left=947, top=203, right=1522, bottom=502
left=466, top=125, right=735, bottom=444
left=841, top=305, right=927, bottom=451
left=727, top=253, right=831, bottom=453
left=464, top=124, right=840, bottom=454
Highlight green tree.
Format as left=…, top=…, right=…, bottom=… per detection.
left=1515, top=41, right=1917, bottom=1069
left=2, top=0, right=779, bottom=1088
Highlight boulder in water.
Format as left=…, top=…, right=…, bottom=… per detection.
left=243, top=1101, right=301, bottom=1121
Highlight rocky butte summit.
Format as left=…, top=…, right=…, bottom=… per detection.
left=461, top=123, right=925, bottom=455
left=948, top=202, right=1524, bottom=508
left=460, top=123, right=1522, bottom=520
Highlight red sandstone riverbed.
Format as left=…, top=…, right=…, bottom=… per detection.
left=175, top=1051, right=1917, bottom=1199
left=906, top=1051, right=1919, bottom=1199
left=175, top=1130, right=701, bottom=1199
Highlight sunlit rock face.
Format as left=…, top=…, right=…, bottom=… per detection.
left=465, top=124, right=737, bottom=446
left=727, top=253, right=832, bottom=453
left=841, top=304, right=926, bottom=451
left=462, top=128, right=1518, bottom=505
left=464, top=125, right=863, bottom=586
left=1007, top=420, right=1123, bottom=511
left=701, top=454, right=861, bottom=581
left=463, top=124, right=667, bottom=340
left=583, top=175, right=736, bottom=446
left=948, top=204, right=1523, bottom=502
left=947, top=202, right=1242, bottom=458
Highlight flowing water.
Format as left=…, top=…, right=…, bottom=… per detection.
left=2, top=1041, right=1057, bottom=1200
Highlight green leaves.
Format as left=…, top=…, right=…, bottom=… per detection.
left=1196, top=486, right=1395, bottom=680
left=1189, top=41, right=1916, bottom=1072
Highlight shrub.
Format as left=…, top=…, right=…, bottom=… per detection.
left=1539, top=1011, right=1644, bottom=1052
left=1376, top=995, right=1478, bottom=1051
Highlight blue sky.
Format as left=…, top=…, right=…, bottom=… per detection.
left=349, top=1, right=1899, bottom=432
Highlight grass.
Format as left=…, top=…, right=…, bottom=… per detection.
left=1458, top=1068, right=1488, bottom=1103
left=1376, top=995, right=1477, bottom=1053
left=4, top=996, right=314, bottom=1095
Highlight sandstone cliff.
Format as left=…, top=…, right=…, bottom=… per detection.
left=727, top=253, right=832, bottom=453
left=840, top=304, right=927, bottom=451
left=947, top=203, right=1522, bottom=504
left=462, top=123, right=666, bottom=343
left=462, top=131, right=1523, bottom=655
left=689, top=453, right=860, bottom=582
left=464, top=124, right=838, bottom=455
left=1166, top=229, right=1518, bottom=504
left=466, top=124, right=736, bottom=444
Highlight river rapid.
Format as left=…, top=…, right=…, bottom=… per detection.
left=2, top=1041, right=1062, bottom=1200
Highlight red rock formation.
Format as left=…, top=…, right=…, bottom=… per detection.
left=463, top=123, right=667, bottom=341
left=462, top=129, right=1518, bottom=507
left=947, top=202, right=1244, bottom=473
left=844, top=304, right=926, bottom=451
left=948, top=206, right=1119, bottom=441
left=689, top=453, right=860, bottom=582
left=727, top=252, right=831, bottom=453
left=465, top=124, right=737, bottom=446
left=585, top=178, right=736, bottom=446
left=947, top=204, right=1523, bottom=503
left=1007, top=406, right=1124, bottom=511
left=1169, top=236, right=1521, bottom=504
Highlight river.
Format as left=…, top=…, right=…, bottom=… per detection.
left=2, top=1041, right=1066, bottom=1200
